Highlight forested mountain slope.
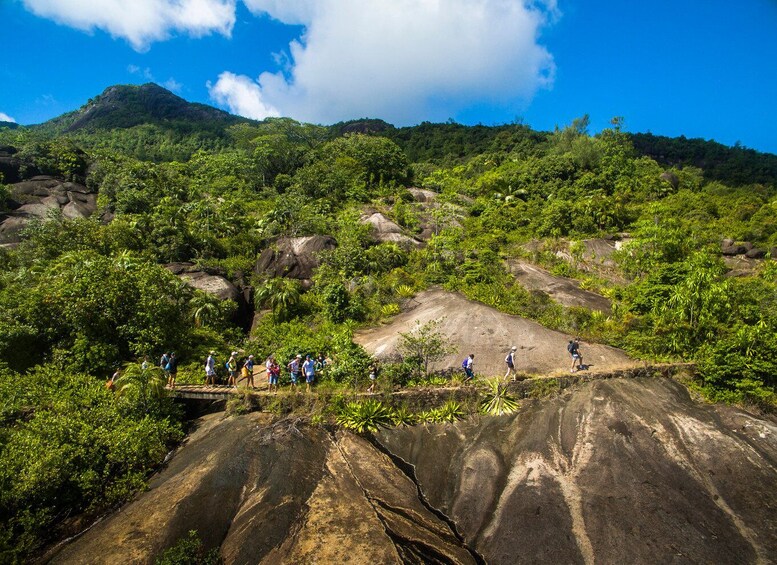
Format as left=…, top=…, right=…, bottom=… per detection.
left=0, top=85, right=776, bottom=562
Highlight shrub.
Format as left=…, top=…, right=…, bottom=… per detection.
left=0, top=365, right=183, bottom=561
left=528, top=379, right=561, bottom=398
left=155, top=530, right=220, bottom=565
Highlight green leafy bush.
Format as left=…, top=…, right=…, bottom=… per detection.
left=0, top=365, right=183, bottom=562
left=155, top=530, right=220, bottom=565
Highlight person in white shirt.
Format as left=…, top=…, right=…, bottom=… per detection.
left=205, top=351, right=216, bottom=385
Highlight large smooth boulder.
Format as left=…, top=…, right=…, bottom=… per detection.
left=255, top=235, right=337, bottom=280
left=354, top=288, right=632, bottom=376
left=359, top=212, right=421, bottom=248
left=407, top=187, right=438, bottom=202
left=508, top=260, right=612, bottom=313
left=51, top=377, right=777, bottom=564
left=51, top=413, right=477, bottom=564
left=659, top=170, right=679, bottom=190
left=0, top=176, right=97, bottom=244
left=378, top=377, right=777, bottom=564
left=165, top=263, right=251, bottom=329
left=722, top=244, right=748, bottom=256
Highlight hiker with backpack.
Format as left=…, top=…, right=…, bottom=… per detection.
left=160, top=352, right=170, bottom=378
left=568, top=338, right=583, bottom=372
left=504, top=346, right=517, bottom=381
left=462, top=354, right=475, bottom=382
left=166, top=352, right=178, bottom=389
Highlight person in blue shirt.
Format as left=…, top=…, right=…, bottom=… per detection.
left=464, top=354, right=475, bottom=382
left=302, top=355, right=316, bottom=393
left=166, top=352, right=178, bottom=389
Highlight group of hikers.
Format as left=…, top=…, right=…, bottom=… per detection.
left=141, top=337, right=584, bottom=393
left=463, top=338, right=584, bottom=383
left=201, top=350, right=328, bottom=393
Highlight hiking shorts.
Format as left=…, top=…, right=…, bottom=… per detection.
left=290, top=372, right=299, bottom=384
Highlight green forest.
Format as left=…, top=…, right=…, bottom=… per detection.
left=1, top=86, right=776, bottom=561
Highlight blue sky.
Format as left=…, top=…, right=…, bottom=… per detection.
left=1, top=0, right=776, bottom=154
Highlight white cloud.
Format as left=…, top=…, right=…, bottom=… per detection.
left=219, top=0, right=557, bottom=124
left=207, top=72, right=280, bottom=119
left=0, top=112, right=16, bottom=123
left=22, top=0, right=237, bottom=51
left=127, top=65, right=155, bottom=80
left=128, top=65, right=183, bottom=93
left=162, top=78, right=183, bottom=92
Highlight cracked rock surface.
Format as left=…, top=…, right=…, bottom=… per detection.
left=377, top=377, right=777, bottom=564
left=51, top=378, right=777, bottom=564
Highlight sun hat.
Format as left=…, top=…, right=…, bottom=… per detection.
left=511, top=346, right=517, bottom=350
left=296, top=354, right=302, bottom=358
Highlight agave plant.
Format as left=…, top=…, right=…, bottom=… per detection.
left=391, top=405, right=417, bottom=426
left=396, top=284, right=415, bottom=298
left=417, top=408, right=444, bottom=423
left=336, top=399, right=393, bottom=433
left=480, top=378, right=519, bottom=416
left=418, top=400, right=464, bottom=424
left=438, top=400, right=465, bottom=422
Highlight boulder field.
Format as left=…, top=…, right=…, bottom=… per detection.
left=51, top=377, right=777, bottom=564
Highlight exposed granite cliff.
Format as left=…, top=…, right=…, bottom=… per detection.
left=51, top=377, right=777, bottom=564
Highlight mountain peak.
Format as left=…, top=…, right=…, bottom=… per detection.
left=47, top=83, right=245, bottom=132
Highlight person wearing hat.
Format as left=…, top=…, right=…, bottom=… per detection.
left=226, top=351, right=238, bottom=388
left=287, top=354, right=302, bottom=391
left=504, top=346, right=518, bottom=381
left=242, top=354, right=256, bottom=389
left=205, top=351, right=217, bottom=386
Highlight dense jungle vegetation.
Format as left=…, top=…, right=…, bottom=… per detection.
left=0, top=85, right=776, bottom=561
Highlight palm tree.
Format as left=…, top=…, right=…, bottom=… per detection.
left=191, top=294, right=221, bottom=328
left=255, top=278, right=301, bottom=321
left=114, top=362, right=167, bottom=411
